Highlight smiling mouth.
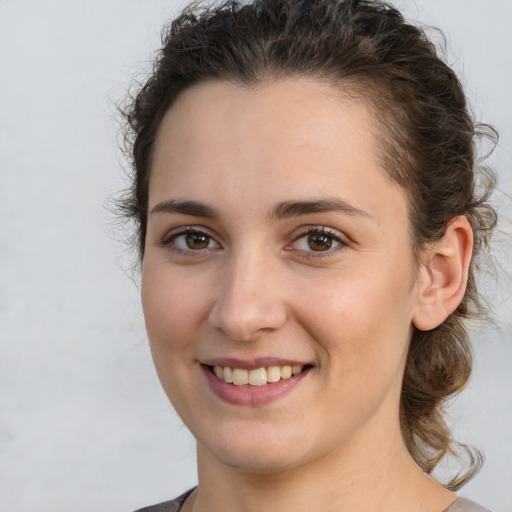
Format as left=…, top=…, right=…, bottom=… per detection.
left=210, top=364, right=310, bottom=386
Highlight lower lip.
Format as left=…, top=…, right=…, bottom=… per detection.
left=202, top=365, right=311, bottom=406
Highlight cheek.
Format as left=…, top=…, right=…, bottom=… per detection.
left=141, top=260, right=207, bottom=353
left=140, top=260, right=211, bottom=413
left=299, top=275, right=415, bottom=421
left=293, top=264, right=416, bottom=368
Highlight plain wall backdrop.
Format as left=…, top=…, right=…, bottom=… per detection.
left=0, top=1, right=511, bottom=511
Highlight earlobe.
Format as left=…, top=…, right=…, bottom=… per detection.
left=412, top=216, right=474, bottom=331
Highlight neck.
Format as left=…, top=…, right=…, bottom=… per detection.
left=187, top=425, right=455, bottom=512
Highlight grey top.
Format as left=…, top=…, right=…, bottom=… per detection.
left=444, top=497, right=492, bottom=512
left=134, top=489, right=492, bottom=512
left=134, top=489, right=193, bottom=512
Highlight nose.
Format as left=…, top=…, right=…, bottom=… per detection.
left=208, top=250, right=288, bottom=342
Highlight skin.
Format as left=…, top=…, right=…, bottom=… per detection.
left=141, top=79, right=468, bottom=512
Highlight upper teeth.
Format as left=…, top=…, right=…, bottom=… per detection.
left=213, top=365, right=304, bottom=386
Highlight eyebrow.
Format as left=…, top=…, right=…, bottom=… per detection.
left=149, top=197, right=370, bottom=221
left=270, top=198, right=371, bottom=220
left=149, top=199, right=220, bottom=218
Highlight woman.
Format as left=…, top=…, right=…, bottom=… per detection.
left=120, top=0, right=497, bottom=510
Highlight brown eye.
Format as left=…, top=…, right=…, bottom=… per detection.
left=290, top=227, right=344, bottom=255
left=307, top=233, right=334, bottom=251
left=166, top=228, right=220, bottom=252
left=185, top=232, right=211, bottom=249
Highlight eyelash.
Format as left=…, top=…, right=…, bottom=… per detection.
left=287, top=226, right=348, bottom=258
left=162, top=226, right=221, bottom=255
left=161, top=225, right=348, bottom=258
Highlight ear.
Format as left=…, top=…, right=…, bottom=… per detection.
left=412, top=216, right=474, bottom=331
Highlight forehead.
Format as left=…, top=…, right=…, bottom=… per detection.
left=153, top=78, right=377, bottom=169
left=149, top=78, right=408, bottom=225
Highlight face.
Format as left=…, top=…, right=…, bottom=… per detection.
left=142, top=79, right=422, bottom=474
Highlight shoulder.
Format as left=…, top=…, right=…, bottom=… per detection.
left=133, top=488, right=195, bottom=512
left=445, top=497, right=492, bottom=512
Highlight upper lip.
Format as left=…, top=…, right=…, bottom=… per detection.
left=200, top=357, right=312, bottom=370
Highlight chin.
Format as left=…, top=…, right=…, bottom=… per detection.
left=206, top=445, right=306, bottom=474
left=196, top=423, right=321, bottom=475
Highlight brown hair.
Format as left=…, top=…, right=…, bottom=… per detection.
left=119, top=0, right=497, bottom=489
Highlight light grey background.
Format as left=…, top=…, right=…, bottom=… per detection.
left=0, top=1, right=510, bottom=511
